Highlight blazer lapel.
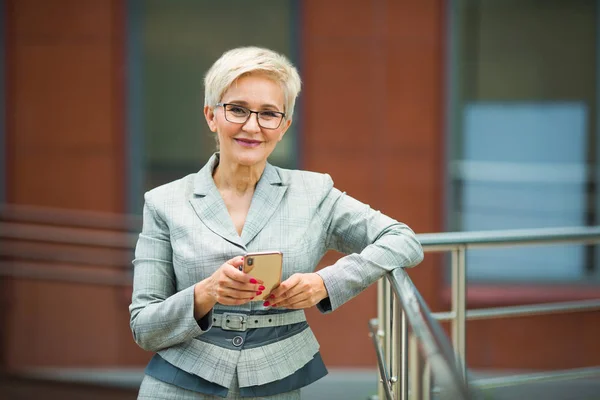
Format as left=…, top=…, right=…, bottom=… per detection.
left=189, top=154, right=245, bottom=248
left=241, top=162, right=288, bottom=246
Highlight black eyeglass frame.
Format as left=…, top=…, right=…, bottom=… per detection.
left=215, top=103, right=286, bottom=130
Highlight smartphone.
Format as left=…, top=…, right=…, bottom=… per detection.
left=241, top=251, right=283, bottom=301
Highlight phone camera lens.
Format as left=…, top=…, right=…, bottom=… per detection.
left=247, top=257, right=254, bottom=266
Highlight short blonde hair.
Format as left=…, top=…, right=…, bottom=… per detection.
left=204, top=47, right=302, bottom=120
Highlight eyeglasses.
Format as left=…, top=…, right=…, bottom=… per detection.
left=215, top=103, right=286, bottom=130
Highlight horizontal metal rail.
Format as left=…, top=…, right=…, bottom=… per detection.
left=417, top=226, right=600, bottom=251
left=472, top=366, right=600, bottom=390
left=433, top=299, right=600, bottom=321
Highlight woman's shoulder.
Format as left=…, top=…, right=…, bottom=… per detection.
left=273, top=166, right=334, bottom=191
left=144, top=173, right=196, bottom=204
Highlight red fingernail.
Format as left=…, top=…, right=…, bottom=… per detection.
left=272, top=304, right=277, bottom=307
left=256, top=291, right=262, bottom=295
left=250, top=278, right=257, bottom=284
left=258, top=285, right=265, bottom=290
left=269, top=294, right=275, bottom=299
left=263, top=301, right=270, bottom=307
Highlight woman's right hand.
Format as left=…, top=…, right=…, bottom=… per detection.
left=194, top=256, right=264, bottom=318
left=208, top=256, right=265, bottom=305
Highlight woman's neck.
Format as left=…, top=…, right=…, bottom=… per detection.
left=213, top=157, right=265, bottom=195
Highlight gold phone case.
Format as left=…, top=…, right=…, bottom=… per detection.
left=243, top=251, right=283, bottom=301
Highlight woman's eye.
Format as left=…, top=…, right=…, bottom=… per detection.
left=260, top=111, right=279, bottom=119
left=228, top=106, right=248, bottom=115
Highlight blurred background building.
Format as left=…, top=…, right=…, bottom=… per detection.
left=1, top=0, right=599, bottom=398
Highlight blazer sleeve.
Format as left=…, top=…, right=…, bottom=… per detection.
left=315, top=174, right=424, bottom=313
left=129, top=192, right=210, bottom=352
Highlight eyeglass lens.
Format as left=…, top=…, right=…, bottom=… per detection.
left=224, top=105, right=283, bottom=129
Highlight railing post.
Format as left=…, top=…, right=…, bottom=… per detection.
left=422, top=361, right=431, bottom=400
left=385, top=278, right=393, bottom=387
left=392, top=294, right=407, bottom=400
left=400, top=310, right=408, bottom=400
left=451, top=246, right=467, bottom=379
left=408, top=332, right=422, bottom=400
left=391, top=294, right=399, bottom=399
left=377, top=278, right=386, bottom=399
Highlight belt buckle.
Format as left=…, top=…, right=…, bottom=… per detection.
left=221, top=313, right=248, bottom=331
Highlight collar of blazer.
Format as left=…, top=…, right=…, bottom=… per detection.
left=189, top=153, right=288, bottom=249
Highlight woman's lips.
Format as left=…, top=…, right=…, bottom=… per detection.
left=234, top=138, right=262, bottom=148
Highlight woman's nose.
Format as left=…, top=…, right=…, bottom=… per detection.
left=243, top=112, right=261, bottom=132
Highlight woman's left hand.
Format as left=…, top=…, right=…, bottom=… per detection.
left=266, top=273, right=328, bottom=309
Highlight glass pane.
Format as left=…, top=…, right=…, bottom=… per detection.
left=450, top=0, right=598, bottom=281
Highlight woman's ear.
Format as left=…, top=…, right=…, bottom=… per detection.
left=278, top=118, right=292, bottom=141
left=204, top=105, right=217, bottom=132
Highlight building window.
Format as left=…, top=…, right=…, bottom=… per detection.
left=448, top=0, right=599, bottom=282
left=130, top=0, right=300, bottom=202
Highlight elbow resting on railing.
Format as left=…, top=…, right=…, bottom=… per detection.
left=402, top=225, right=424, bottom=268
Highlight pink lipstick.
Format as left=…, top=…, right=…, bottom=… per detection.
left=234, top=138, right=261, bottom=148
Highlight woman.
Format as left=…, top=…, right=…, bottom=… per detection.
left=130, top=46, right=423, bottom=399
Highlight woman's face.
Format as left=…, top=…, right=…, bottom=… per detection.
left=204, top=73, right=291, bottom=168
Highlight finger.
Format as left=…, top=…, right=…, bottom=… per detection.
left=226, top=256, right=244, bottom=266
left=221, top=279, right=261, bottom=294
left=217, top=272, right=265, bottom=296
left=223, top=262, right=262, bottom=286
left=269, top=274, right=301, bottom=298
left=215, top=282, right=259, bottom=299
left=272, top=291, right=307, bottom=309
left=243, top=262, right=255, bottom=274
left=219, top=290, right=254, bottom=301
left=268, top=286, right=299, bottom=306
left=269, top=278, right=305, bottom=304
left=224, top=257, right=266, bottom=286
left=217, top=294, right=254, bottom=306
left=223, top=257, right=245, bottom=280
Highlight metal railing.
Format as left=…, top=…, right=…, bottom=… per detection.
left=372, top=268, right=473, bottom=400
left=372, top=226, right=600, bottom=400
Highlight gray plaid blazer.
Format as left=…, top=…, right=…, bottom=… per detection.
left=129, top=153, right=423, bottom=389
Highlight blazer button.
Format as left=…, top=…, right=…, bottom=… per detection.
left=232, top=336, right=244, bottom=347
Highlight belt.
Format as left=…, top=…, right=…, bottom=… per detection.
left=212, top=310, right=306, bottom=332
